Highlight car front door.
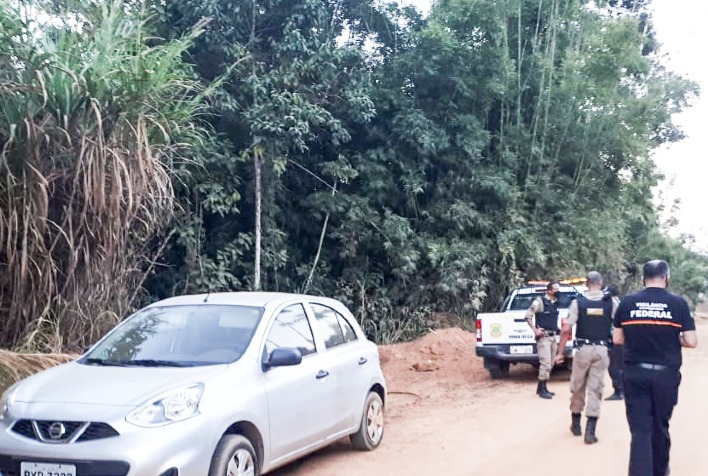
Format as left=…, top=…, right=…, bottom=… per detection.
left=261, top=303, right=332, bottom=464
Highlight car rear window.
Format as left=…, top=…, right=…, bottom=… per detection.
left=310, top=303, right=360, bottom=349
left=508, top=291, right=579, bottom=311
left=338, top=313, right=358, bottom=343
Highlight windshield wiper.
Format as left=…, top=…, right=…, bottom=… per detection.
left=117, top=359, right=191, bottom=367
left=82, top=358, right=130, bottom=367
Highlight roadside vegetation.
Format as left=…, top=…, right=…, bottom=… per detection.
left=1, top=0, right=707, bottom=356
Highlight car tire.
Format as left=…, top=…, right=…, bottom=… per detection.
left=209, top=434, right=259, bottom=476
left=489, top=361, right=510, bottom=379
left=350, top=391, right=385, bottom=451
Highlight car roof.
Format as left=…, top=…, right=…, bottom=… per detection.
left=147, top=292, right=341, bottom=309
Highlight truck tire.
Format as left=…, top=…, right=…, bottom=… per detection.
left=488, top=362, right=510, bottom=379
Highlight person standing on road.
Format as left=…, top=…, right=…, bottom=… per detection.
left=604, top=285, right=624, bottom=401
left=613, top=260, right=697, bottom=476
left=526, top=281, right=560, bottom=399
left=555, top=271, right=617, bottom=444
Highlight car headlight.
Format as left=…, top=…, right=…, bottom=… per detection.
left=126, top=383, right=204, bottom=427
left=0, top=383, right=20, bottom=423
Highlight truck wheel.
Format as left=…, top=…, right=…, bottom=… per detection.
left=489, top=362, right=510, bottom=379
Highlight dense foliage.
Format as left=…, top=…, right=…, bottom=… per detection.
left=1, top=0, right=706, bottom=351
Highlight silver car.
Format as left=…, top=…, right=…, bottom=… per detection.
left=0, top=292, right=386, bottom=476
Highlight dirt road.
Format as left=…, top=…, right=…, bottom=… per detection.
left=274, top=320, right=708, bottom=476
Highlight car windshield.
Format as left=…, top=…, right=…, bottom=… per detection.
left=507, top=291, right=579, bottom=311
left=81, top=305, right=264, bottom=367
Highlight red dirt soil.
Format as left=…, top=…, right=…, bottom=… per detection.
left=377, top=327, right=489, bottom=417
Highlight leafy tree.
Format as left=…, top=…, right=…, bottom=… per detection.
left=149, top=0, right=377, bottom=294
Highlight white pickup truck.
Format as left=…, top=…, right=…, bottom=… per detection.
left=475, top=280, right=587, bottom=378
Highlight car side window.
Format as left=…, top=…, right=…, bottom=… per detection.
left=337, top=312, right=358, bottom=343
left=265, top=304, right=316, bottom=357
left=310, top=304, right=346, bottom=349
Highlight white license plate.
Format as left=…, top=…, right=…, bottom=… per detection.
left=510, top=345, right=533, bottom=354
left=20, top=462, right=76, bottom=476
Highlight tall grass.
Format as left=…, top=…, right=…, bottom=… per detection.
left=0, top=0, right=208, bottom=351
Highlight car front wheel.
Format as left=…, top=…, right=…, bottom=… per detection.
left=350, top=391, right=385, bottom=451
left=209, top=434, right=259, bottom=476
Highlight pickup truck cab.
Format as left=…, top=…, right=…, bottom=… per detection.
left=475, top=280, right=587, bottom=378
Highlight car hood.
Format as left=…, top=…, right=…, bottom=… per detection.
left=13, top=361, right=229, bottom=407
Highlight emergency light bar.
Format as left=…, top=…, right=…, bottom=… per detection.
left=526, top=277, right=588, bottom=285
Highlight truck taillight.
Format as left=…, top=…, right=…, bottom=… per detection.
left=475, top=318, right=482, bottom=342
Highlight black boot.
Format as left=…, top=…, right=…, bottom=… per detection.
left=571, top=413, right=582, bottom=436
left=584, top=416, right=598, bottom=444
left=537, top=380, right=553, bottom=399
left=605, top=391, right=624, bottom=401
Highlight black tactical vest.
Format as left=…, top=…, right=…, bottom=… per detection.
left=535, top=297, right=559, bottom=331
left=575, top=295, right=613, bottom=341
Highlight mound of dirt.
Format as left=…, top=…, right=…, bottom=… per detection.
left=378, top=327, right=489, bottom=417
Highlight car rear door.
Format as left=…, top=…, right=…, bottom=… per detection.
left=307, top=302, right=369, bottom=435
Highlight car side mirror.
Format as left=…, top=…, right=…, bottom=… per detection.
left=263, top=348, right=302, bottom=370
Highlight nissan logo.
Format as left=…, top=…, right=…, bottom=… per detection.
left=48, top=422, right=66, bottom=440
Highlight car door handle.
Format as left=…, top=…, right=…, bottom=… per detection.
left=316, top=370, right=329, bottom=379
left=358, top=357, right=368, bottom=365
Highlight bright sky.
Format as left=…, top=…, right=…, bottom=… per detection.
left=402, top=0, right=708, bottom=252
left=651, top=0, right=708, bottom=252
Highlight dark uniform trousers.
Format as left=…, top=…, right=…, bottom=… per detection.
left=608, top=344, right=624, bottom=393
left=624, top=364, right=681, bottom=476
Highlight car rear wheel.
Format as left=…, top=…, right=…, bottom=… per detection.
left=351, top=391, right=384, bottom=451
left=209, top=434, right=258, bottom=476
left=489, top=361, right=510, bottom=379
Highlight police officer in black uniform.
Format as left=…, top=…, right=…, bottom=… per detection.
left=613, top=260, right=697, bottom=476
left=604, top=285, right=624, bottom=401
